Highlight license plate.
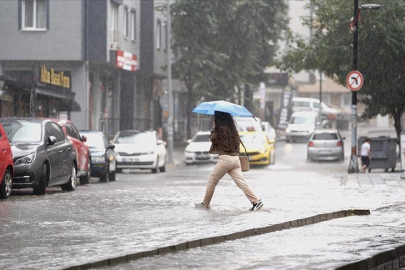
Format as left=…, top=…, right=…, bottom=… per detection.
left=319, top=150, right=331, bottom=154
left=123, top=158, right=139, bottom=162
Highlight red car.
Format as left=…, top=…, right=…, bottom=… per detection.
left=55, top=119, right=91, bottom=185
left=0, top=122, right=14, bottom=199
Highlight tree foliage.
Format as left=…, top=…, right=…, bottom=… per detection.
left=275, top=0, right=405, bottom=139
left=170, top=0, right=288, bottom=99
left=169, top=0, right=288, bottom=137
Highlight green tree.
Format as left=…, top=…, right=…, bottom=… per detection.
left=170, top=0, right=288, bottom=138
left=275, top=0, right=405, bottom=140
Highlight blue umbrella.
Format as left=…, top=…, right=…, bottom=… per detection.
left=192, top=100, right=254, bottom=117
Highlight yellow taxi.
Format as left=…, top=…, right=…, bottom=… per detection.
left=239, top=131, right=275, bottom=166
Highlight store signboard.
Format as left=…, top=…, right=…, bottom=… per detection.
left=116, top=50, right=137, bottom=72
left=40, top=66, right=71, bottom=88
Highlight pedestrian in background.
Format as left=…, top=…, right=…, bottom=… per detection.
left=195, top=111, right=263, bottom=211
left=360, top=138, right=372, bottom=173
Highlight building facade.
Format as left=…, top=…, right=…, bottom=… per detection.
left=0, top=0, right=184, bottom=140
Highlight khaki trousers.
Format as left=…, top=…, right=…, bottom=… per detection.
left=203, top=155, right=260, bottom=206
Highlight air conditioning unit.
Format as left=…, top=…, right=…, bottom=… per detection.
left=110, top=42, right=119, bottom=50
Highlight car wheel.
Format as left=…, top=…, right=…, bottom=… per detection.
left=0, top=169, right=13, bottom=199
left=340, top=153, right=345, bottom=162
left=159, top=160, right=166, bottom=173
left=33, top=164, right=48, bottom=195
left=307, top=154, right=312, bottom=163
left=80, top=157, right=91, bottom=185
left=100, top=168, right=109, bottom=182
left=61, top=164, right=77, bottom=191
left=151, top=158, right=159, bottom=173
left=286, top=138, right=290, bottom=143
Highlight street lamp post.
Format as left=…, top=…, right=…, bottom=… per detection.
left=167, top=0, right=174, bottom=164
left=348, top=1, right=380, bottom=173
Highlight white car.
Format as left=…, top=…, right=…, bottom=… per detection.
left=184, top=131, right=218, bottom=164
left=113, top=130, right=167, bottom=173
left=286, top=111, right=320, bottom=143
left=261, top=121, right=276, bottom=142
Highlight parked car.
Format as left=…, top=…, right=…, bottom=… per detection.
left=0, top=122, right=13, bottom=199
left=307, top=129, right=345, bottom=162
left=184, top=131, right=218, bottom=164
left=0, top=118, right=77, bottom=195
left=55, top=119, right=91, bottom=185
left=285, top=111, right=320, bottom=143
left=261, top=121, right=276, bottom=143
left=79, top=130, right=116, bottom=182
left=113, top=130, right=167, bottom=173
left=239, top=131, right=275, bottom=166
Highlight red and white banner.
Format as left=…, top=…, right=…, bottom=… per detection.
left=116, top=50, right=137, bottom=72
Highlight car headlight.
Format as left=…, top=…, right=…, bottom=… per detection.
left=308, top=128, right=315, bottom=133
left=286, top=128, right=291, bottom=133
left=91, top=156, right=105, bottom=163
left=108, top=155, right=115, bottom=161
left=15, top=153, right=36, bottom=165
left=141, top=151, right=154, bottom=155
left=185, top=150, right=193, bottom=154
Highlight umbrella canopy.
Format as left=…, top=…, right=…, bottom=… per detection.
left=192, top=100, right=253, bottom=117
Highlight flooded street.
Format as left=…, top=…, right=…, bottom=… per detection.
left=1, top=128, right=405, bottom=269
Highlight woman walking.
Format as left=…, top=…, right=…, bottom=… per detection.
left=195, top=111, right=263, bottom=211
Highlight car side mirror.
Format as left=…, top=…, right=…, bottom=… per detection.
left=157, top=139, right=164, bottom=145
left=316, top=121, right=321, bottom=126
left=81, top=135, right=87, bottom=142
left=187, top=139, right=192, bottom=144
left=47, top=136, right=57, bottom=146
left=107, top=144, right=115, bottom=150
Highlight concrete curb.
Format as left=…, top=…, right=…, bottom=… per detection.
left=63, top=209, right=370, bottom=270
left=336, top=244, right=405, bottom=270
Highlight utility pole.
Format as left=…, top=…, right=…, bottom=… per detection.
left=349, top=0, right=359, bottom=173
left=167, top=0, right=173, bottom=163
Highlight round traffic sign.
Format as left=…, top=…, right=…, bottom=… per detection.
left=346, top=70, right=364, bottom=91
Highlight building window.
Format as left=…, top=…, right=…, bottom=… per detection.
left=111, top=3, right=119, bottom=45
left=130, top=10, right=136, bottom=41
left=20, top=0, right=48, bottom=30
left=123, top=7, right=129, bottom=38
left=156, top=19, right=162, bottom=49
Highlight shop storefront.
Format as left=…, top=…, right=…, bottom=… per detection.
left=1, top=65, right=80, bottom=118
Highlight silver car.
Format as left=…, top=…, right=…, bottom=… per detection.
left=307, top=129, right=345, bottom=162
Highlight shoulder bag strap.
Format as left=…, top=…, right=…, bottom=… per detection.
left=239, top=139, right=249, bottom=157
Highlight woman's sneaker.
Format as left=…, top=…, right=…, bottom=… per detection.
left=195, top=202, right=209, bottom=209
left=249, top=199, right=263, bottom=211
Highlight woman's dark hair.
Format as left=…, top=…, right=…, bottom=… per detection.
left=214, top=111, right=239, bottom=143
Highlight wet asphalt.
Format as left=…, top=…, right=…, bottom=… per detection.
left=1, top=126, right=405, bottom=270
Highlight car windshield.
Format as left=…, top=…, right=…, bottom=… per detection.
left=1, top=120, right=42, bottom=143
left=234, top=118, right=262, bottom=132
left=240, top=133, right=266, bottom=144
left=291, top=116, right=315, bottom=125
left=82, top=133, right=105, bottom=148
left=114, top=131, right=155, bottom=144
left=193, top=134, right=210, bottom=142
left=313, top=133, right=338, bottom=140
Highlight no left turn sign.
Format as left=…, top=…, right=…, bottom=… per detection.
left=346, top=70, right=364, bottom=91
